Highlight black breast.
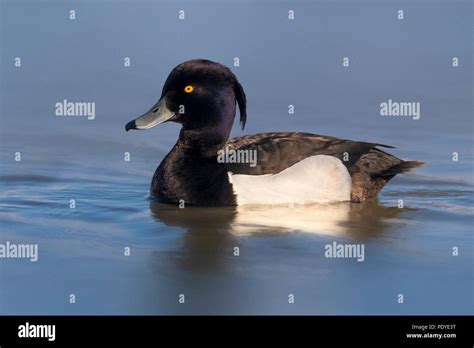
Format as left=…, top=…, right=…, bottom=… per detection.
left=150, top=145, right=237, bottom=206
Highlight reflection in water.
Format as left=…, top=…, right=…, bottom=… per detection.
left=149, top=202, right=238, bottom=273
left=148, top=200, right=409, bottom=274
left=232, top=203, right=353, bottom=236
left=149, top=200, right=408, bottom=239
left=148, top=200, right=410, bottom=313
left=344, top=200, right=410, bottom=239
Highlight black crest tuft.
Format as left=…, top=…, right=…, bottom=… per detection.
left=232, top=78, right=247, bottom=130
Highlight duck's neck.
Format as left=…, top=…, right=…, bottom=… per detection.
left=177, top=127, right=230, bottom=158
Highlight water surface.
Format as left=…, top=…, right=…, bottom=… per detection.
left=0, top=0, right=472, bottom=315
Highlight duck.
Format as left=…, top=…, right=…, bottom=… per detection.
left=125, top=59, right=423, bottom=206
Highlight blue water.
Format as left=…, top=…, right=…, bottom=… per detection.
left=0, top=0, right=473, bottom=314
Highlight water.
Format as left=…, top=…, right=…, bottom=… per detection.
left=0, top=0, right=473, bottom=315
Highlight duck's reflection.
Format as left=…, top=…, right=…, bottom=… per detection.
left=149, top=202, right=238, bottom=273
left=149, top=200, right=409, bottom=273
left=150, top=200, right=407, bottom=239
left=148, top=200, right=410, bottom=313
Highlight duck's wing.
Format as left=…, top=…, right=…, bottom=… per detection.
left=224, top=132, right=395, bottom=175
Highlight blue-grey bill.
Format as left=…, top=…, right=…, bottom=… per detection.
left=125, top=96, right=175, bottom=131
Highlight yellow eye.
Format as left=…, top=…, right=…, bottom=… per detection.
left=184, top=85, right=194, bottom=93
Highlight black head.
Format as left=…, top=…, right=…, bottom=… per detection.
left=125, top=59, right=247, bottom=135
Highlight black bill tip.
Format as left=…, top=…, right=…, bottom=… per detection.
left=125, top=120, right=136, bottom=132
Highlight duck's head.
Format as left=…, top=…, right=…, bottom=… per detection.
left=125, top=59, right=246, bottom=140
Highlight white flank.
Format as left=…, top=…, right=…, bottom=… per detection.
left=228, top=155, right=352, bottom=205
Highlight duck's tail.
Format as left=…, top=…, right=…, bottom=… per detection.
left=350, top=150, right=425, bottom=203
left=378, top=160, right=425, bottom=177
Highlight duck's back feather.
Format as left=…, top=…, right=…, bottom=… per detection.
left=225, top=132, right=393, bottom=174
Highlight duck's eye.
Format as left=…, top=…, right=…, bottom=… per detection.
left=184, top=85, right=194, bottom=93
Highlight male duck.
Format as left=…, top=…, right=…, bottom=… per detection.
left=126, top=59, right=423, bottom=206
